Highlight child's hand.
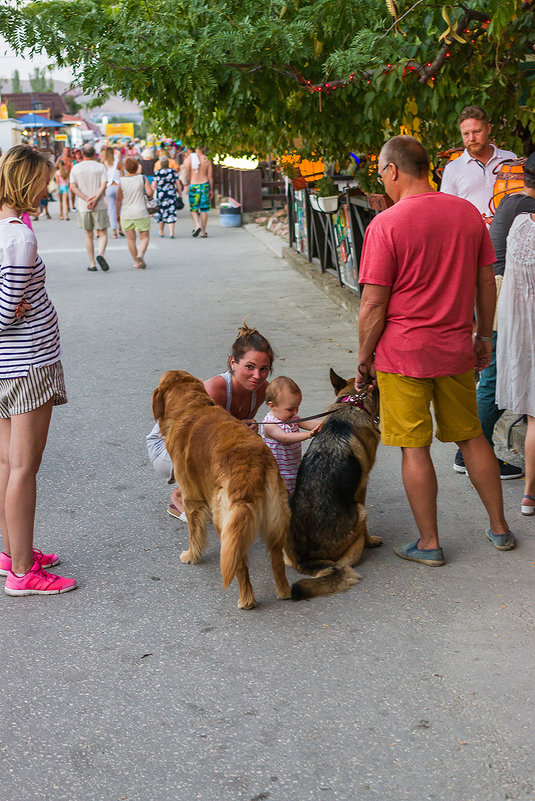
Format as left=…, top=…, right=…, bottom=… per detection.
left=243, top=418, right=259, bottom=433
left=308, top=424, right=322, bottom=438
left=15, top=300, right=31, bottom=319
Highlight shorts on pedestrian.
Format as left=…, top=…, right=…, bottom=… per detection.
left=188, top=183, right=210, bottom=213
left=58, top=185, right=69, bottom=195
left=0, top=362, right=67, bottom=418
left=121, top=217, right=151, bottom=232
left=376, top=370, right=482, bottom=447
left=151, top=449, right=174, bottom=483
left=78, top=209, right=110, bottom=231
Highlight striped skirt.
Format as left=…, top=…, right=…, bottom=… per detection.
left=0, top=361, right=67, bottom=417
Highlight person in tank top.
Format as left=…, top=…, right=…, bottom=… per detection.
left=147, top=322, right=274, bottom=520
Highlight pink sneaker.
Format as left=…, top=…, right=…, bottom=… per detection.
left=0, top=548, right=60, bottom=576
left=5, top=562, right=76, bottom=596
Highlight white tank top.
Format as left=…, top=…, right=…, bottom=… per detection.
left=119, top=174, right=148, bottom=219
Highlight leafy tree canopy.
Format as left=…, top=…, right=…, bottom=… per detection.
left=0, top=0, right=533, bottom=162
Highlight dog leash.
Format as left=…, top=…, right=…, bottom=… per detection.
left=258, top=394, right=373, bottom=426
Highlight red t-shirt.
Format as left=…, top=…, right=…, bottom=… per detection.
left=359, top=191, right=496, bottom=378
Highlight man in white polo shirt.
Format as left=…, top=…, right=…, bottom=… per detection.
left=441, top=105, right=516, bottom=217
left=441, top=105, right=522, bottom=480
left=70, top=143, right=110, bottom=272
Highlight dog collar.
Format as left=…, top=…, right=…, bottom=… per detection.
left=339, top=394, right=367, bottom=411
left=338, top=393, right=380, bottom=428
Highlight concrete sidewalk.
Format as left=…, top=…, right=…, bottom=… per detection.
left=1, top=210, right=534, bottom=801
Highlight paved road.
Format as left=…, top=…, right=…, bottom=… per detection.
left=1, top=209, right=534, bottom=801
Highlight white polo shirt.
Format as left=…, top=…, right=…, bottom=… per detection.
left=440, top=145, right=517, bottom=215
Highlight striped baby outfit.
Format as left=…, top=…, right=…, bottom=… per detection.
left=261, top=412, right=302, bottom=496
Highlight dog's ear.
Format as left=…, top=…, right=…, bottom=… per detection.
left=152, top=385, right=166, bottom=422
left=330, top=368, right=347, bottom=394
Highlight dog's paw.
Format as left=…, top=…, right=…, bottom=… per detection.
left=276, top=585, right=291, bottom=600
left=282, top=550, right=294, bottom=567
left=347, top=570, right=362, bottom=587
left=366, top=534, right=383, bottom=548
left=238, top=596, right=258, bottom=610
left=180, top=550, right=202, bottom=564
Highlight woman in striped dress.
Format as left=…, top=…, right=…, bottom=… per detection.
left=0, top=145, right=76, bottom=596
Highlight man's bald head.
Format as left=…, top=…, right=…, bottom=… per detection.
left=380, top=136, right=429, bottom=179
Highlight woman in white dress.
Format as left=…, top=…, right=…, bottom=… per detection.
left=496, top=212, right=535, bottom=515
left=103, top=146, right=123, bottom=238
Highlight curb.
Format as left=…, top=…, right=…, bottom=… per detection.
left=281, top=247, right=359, bottom=322
left=495, top=411, right=526, bottom=461
left=243, top=223, right=285, bottom=258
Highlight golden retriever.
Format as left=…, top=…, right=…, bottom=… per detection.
left=152, top=370, right=291, bottom=609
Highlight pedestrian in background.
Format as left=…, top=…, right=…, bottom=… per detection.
left=0, top=144, right=76, bottom=596
left=357, top=135, right=515, bottom=566
left=70, top=143, right=110, bottom=272
left=476, top=154, right=535, bottom=494
left=140, top=147, right=157, bottom=186
left=55, top=154, right=71, bottom=221
left=154, top=148, right=178, bottom=172
left=441, top=105, right=521, bottom=479
left=153, top=155, right=182, bottom=239
left=116, top=156, right=153, bottom=269
left=496, top=204, right=535, bottom=516
left=184, top=146, right=213, bottom=238
left=103, top=146, right=123, bottom=239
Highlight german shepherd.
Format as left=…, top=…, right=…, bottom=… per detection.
left=152, top=370, right=291, bottom=609
left=285, top=369, right=381, bottom=600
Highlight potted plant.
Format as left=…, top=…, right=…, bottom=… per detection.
left=283, top=161, right=308, bottom=190
left=309, top=176, right=339, bottom=213
left=352, top=155, right=393, bottom=212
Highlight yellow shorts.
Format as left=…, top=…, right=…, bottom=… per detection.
left=376, top=370, right=482, bottom=447
left=121, top=216, right=151, bottom=232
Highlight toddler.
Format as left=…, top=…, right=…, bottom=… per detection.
left=261, top=376, right=320, bottom=496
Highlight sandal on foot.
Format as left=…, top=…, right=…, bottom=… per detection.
left=192, top=227, right=201, bottom=237
left=486, top=529, right=515, bottom=550
left=167, top=504, right=187, bottom=522
left=393, top=540, right=445, bottom=566
left=521, top=494, right=535, bottom=516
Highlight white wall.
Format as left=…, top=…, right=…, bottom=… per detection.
left=0, top=119, right=22, bottom=153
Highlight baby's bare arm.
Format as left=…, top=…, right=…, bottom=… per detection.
left=263, top=424, right=314, bottom=444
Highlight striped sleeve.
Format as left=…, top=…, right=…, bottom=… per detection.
left=0, top=235, right=37, bottom=331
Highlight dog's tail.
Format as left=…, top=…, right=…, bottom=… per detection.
left=219, top=502, right=259, bottom=589
left=291, top=565, right=361, bottom=601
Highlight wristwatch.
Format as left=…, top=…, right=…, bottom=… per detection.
left=473, top=332, right=493, bottom=342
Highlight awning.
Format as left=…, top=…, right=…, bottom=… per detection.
left=17, top=113, right=64, bottom=128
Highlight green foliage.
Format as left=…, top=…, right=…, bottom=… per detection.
left=63, top=94, right=81, bottom=115
left=28, top=66, right=54, bottom=92
left=0, top=0, right=533, bottom=161
left=315, top=175, right=338, bottom=196
left=11, top=69, right=21, bottom=93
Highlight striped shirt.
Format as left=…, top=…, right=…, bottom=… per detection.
left=0, top=217, right=61, bottom=379
left=261, top=412, right=302, bottom=496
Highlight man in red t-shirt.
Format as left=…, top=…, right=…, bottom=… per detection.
left=356, top=135, right=515, bottom=566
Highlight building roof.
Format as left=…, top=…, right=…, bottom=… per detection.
left=1, top=92, right=70, bottom=120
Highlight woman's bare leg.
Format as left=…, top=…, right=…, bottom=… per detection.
left=0, top=400, right=53, bottom=574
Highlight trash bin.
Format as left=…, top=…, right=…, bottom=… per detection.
left=219, top=198, right=242, bottom=227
